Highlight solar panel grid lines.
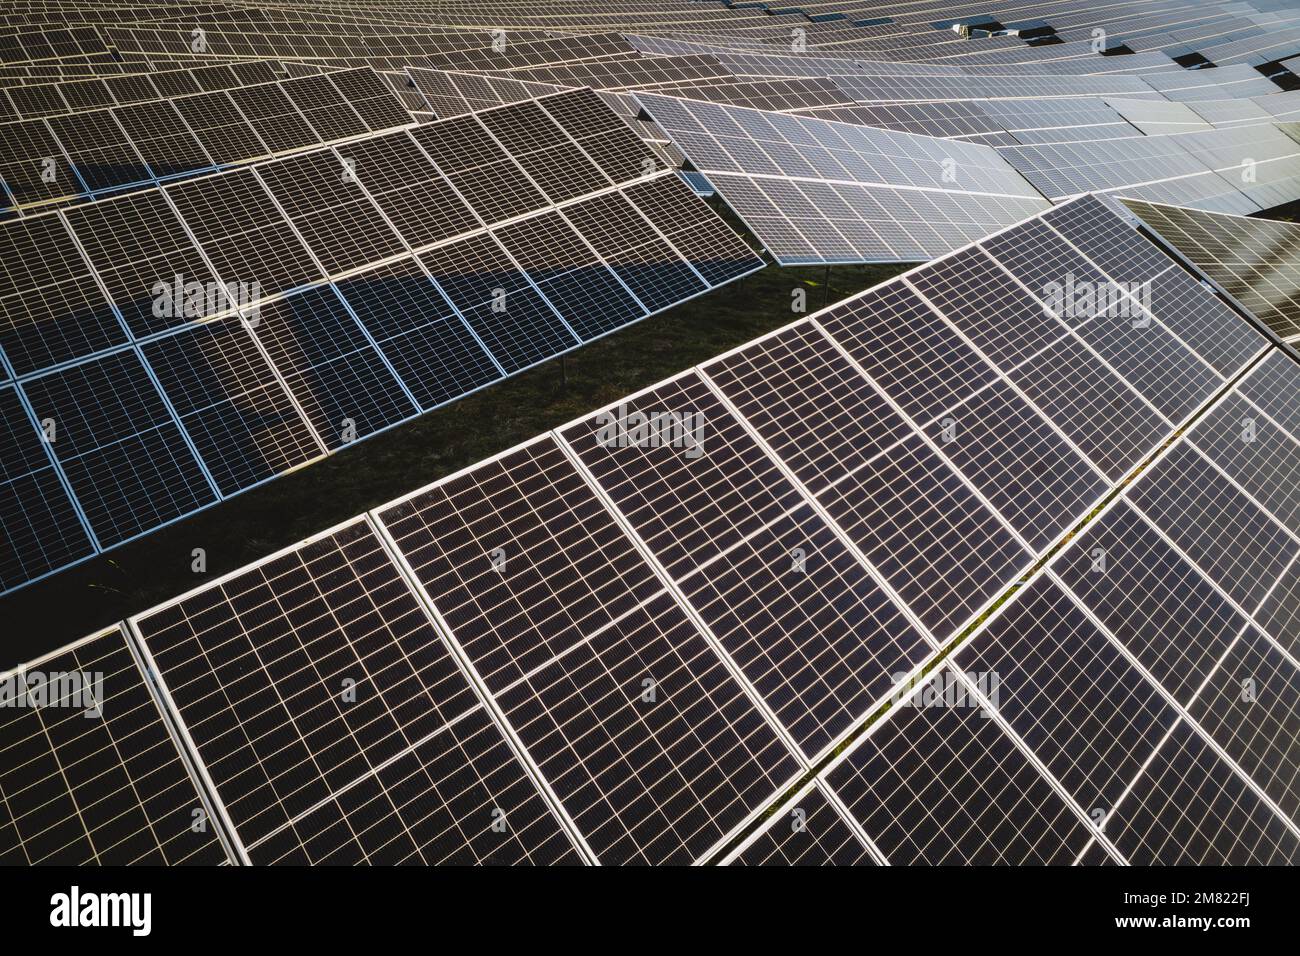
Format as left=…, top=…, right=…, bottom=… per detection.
left=686, top=360, right=940, bottom=754
left=374, top=432, right=806, bottom=863
left=1033, top=196, right=1269, bottom=383
left=897, top=269, right=1114, bottom=552
left=1118, top=198, right=1300, bottom=342
left=129, top=514, right=588, bottom=866
left=0, top=624, right=234, bottom=866
left=721, top=779, right=881, bottom=865
left=555, top=363, right=939, bottom=728
left=816, top=660, right=1104, bottom=865
left=1030, top=570, right=1300, bottom=863
left=1038, top=536, right=1300, bottom=856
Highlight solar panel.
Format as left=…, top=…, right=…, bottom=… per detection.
left=46, top=109, right=150, bottom=193
left=0, top=213, right=127, bottom=375
left=19, top=348, right=218, bottom=548
left=139, top=319, right=325, bottom=497
left=725, top=781, right=876, bottom=865
left=165, top=168, right=325, bottom=298
left=333, top=131, right=482, bottom=249
left=377, top=436, right=802, bottom=863
left=228, top=83, right=322, bottom=155
left=0, top=119, right=80, bottom=212
left=131, top=519, right=583, bottom=865
left=62, top=189, right=222, bottom=339
left=955, top=575, right=1180, bottom=833
left=1121, top=198, right=1300, bottom=340
left=1052, top=499, right=1247, bottom=707
left=492, top=210, right=647, bottom=339
left=110, top=100, right=215, bottom=180
left=245, top=286, right=417, bottom=450
left=636, top=91, right=1049, bottom=264
left=334, top=258, right=503, bottom=411
left=0, top=383, right=93, bottom=592
left=823, top=663, right=1100, bottom=864
left=172, top=91, right=273, bottom=166
left=558, top=189, right=709, bottom=311
left=253, top=149, right=406, bottom=275
left=0, top=626, right=232, bottom=865
left=417, top=233, right=579, bottom=373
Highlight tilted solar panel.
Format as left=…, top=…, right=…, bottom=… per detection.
left=0, top=627, right=233, bottom=865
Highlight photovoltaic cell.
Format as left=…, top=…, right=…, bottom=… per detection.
left=46, top=110, right=149, bottom=193
left=817, top=282, right=999, bottom=425
left=923, top=380, right=1108, bottom=551
left=334, top=259, right=502, bottom=411
left=228, top=83, right=321, bottom=155
left=0, top=627, right=231, bottom=865
left=166, top=169, right=324, bottom=297
left=1126, top=441, right=1298, bottom=612
left=1053, top=500, right=1247, bottom=706
left=110, top=100, right=212, bottom=180
left=334, top=132, right=481, bottom=249
left=678, top=500, right=931, bottom=758
left=133, top=520, right=581, bottom=865
left=955, top=575, right=1181, bottom=818
left=562, top=373, right=806, bottom=580
left=254, top=150, right=406, bottom=275
left=492, top=211, right=646, bottom=339
left=558, top=189, right=707, bottom=312
left=20, top=349, right=216, bottom=548
left=172, top=91, right=271, bottom=167
left=621, top=175, right=763, bottom=286
left=1101, top=719, right=1300, bottom=864
left=1004, top=334, right=1169, bottom=481
left=410, top=116, right=548, bottom=225
left=817, top=432, right=1031, bottom=642
left=418, top=233, right=578, bottom=374
left=907, top=246, right=1066, bottom=374
left=728, top=783, right=874, bottom=865
left=0, top=213, right=126, bottom=376
left=62, top=190, right=222, bottom=339
left=703, top=322, right=911, bottom=493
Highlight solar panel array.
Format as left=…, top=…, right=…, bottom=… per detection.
left=7, top=0, right=1300, bottom=868
left=635, top=91, right=1050, bottom=264
left=0, top=87, right=763, bottom=597
left=20, top=185, right=1300, bottom=864
left=1, top=67, right=415, bottom=216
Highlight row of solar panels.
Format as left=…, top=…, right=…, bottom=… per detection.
left=637, top=91, right=1300, bottom=263
left=0, top=88, right=763, bottom=596
left=7, top=192, right=1297, bottom=864
left=0, top=66, right=414, bottom=216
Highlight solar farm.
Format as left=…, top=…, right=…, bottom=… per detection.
left=2, top=0, right=1300, bottom=873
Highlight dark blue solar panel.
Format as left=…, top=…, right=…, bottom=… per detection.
left=19, top=349, right=217, bottom=548
left=0, top=385, right=94, bottom=592
left=335, top=259, right=503, bottom=411
left=247, top=285, right=418, bottom=451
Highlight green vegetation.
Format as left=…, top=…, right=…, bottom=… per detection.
left=2, top=255, right=907, bottom=667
